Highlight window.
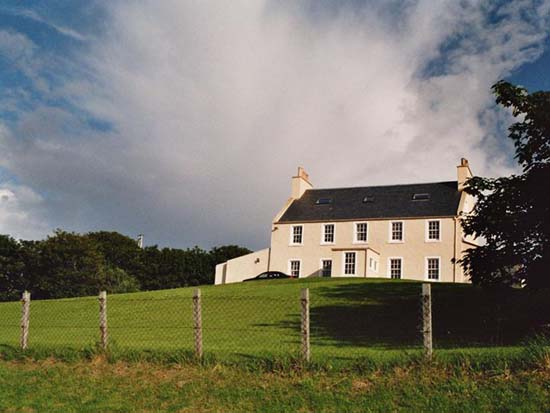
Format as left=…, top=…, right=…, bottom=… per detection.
left=316, top=198, right=332, bottom=205
left=322, top=224, right=335, bottom=244
left=290, top=225, right=303, bottom=245
left=426, top=257, right=440, bottom=280
left=426, top=220, right=441, bottom=241
left=354, top=222, right=368, bottom=243
left=390, top=221, right=404, bottom=242
left=412, top=193, right=431, bottom=201
left=289, top=260, right=301, bottom=277
left=389, top=258, right=402, bottom=279
left=369, top=257, right=378, bottom=272
left=344, top=252, right=356, bottom=275
left=321, top=259, right=332, bottom=277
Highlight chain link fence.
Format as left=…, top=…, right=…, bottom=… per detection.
left=1, top=282, right=548, bottom=362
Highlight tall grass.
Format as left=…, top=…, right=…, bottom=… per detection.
left=2, top=335, right=548, bottom=373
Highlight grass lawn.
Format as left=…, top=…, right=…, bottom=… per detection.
left=0, top=278, right=549, bottom=364
left=0, top=358, right=549, bottom=413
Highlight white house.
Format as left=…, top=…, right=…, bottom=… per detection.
left=216, top=159, right=477, bottom=284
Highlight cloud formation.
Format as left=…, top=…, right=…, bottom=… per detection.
left=0, top=163, right=47, bottom=241
left=1, top=0, right=549, bottom=247
left=0, top=7, right=87, bottom=41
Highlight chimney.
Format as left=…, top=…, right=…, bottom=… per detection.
left=457, top=158, right=473, bottom=192
left=291, top=166, right=313, bottom=199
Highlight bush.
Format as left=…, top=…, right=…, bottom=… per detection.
left=101, top=267, right=140, bottom=294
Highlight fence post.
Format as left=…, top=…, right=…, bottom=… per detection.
left=422, top=283, right=433, bottom=359
left=99, top=291, right=108, bottom=350
left=193, top=289, right=203, bottom=359
left=20, top=291, right=30, bottom=350
left=301, top=288, right=310, bottom=362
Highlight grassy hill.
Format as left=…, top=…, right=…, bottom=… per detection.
left=1, top=278, right=548, bottom=364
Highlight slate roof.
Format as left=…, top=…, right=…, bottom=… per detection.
left=278, top=181, right=461, bottom=223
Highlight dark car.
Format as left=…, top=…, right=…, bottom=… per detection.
left=243, top=271, right=293, bottom=281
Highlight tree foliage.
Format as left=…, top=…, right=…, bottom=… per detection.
left=27, top=230, right=107, bottom=299
left=460, top=81, right=550, bottom=288
left=0, top=235, right=25, bottom=300
left=0, top=230, right=251, bottom=300
left=210, top=245, right=252, bottom=266
left=87, top=231, right=144, bottom=276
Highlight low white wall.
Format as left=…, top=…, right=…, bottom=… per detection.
left=214, top=262, right=227, bottom=285
left=215, top=248, right=270, bottom=285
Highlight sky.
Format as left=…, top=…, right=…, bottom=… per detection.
left=0, top=0, right=549, bottom=250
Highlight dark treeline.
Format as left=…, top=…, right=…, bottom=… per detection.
left=0, top=230, right=251, bottom=301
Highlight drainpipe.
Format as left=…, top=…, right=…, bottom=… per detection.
left=453, top=217, right=458, bottom=283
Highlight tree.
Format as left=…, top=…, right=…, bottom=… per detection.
left=0, top=228, right=252, bottom=299
left=460, top=81, right=550, bottom=288
left=136, top=245, right=162, bottom=290
left=29, top=230, right=107, bottom=298
left=210, top=245, right=252, bottom=266
left=184, top=246, right=213, bottom=285
left=0, top=234, right=25, bottom=300
left=138, top=246, right=213, bottom=289
left=100, top=267, right=140, bottom=294
left=87, top=231, right=144, bottom=280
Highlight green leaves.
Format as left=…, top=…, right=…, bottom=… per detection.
left=0, top=230, right=251, bottom=300
left=0, top=234, right=25, bottom=300
left=492, top=81, right=550, bottom=171
left=460, top=82, right=550, bottom=288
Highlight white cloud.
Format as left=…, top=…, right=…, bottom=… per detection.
left=0, top=30, right=53, bottom=95
left=1, top=0, right=549, bottom=248
left=0, top=184, right=48, bottom=240
left=20, top=9, right=87, bottom=41
left=0, top=30, right=38, bottom=73
left=0, top=7, right=87, bottom=41
left=0, top=125, right=48, bottom=240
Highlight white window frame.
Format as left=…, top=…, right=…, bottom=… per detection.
left=387, top=257, right=403, bottom=279
left=425, top=256, right=441, bottom=281
left=425, top=219, right=442, bottom=242
left=342, top=251, right=357, bottom=276
left=288, top=259, right=302, bottom=278
left=388, top=220, right=405, bottom=243
left=353, top=222, right=369, bottom=244
left=321, top=223, right=335, bottom=245
left=289, top=225, right=304, bottom=246
left=368, top=257, right=378, bottom=273
left=320, top=258, right=333, bottom=277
